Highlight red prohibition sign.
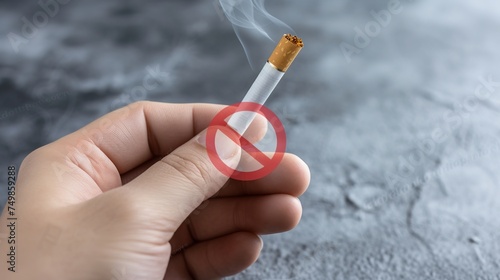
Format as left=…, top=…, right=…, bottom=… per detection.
left=206, top=102, right=286, bottom=181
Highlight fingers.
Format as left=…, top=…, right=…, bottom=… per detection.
left=166, top=232, right=262, bottom=279
left=17, top=102, right=230, bottom=202
left=59, top=101, right=267, bottom=176
left=169, top=194, right=302, bottom=252
left=239, top=113, right=268, bottom=144
left=119, top=126, right=242, bottom=238
left=37, top=101, right=269, bottom=194
left=217, top=153, right=310, bottom=198
left=120, top=156, right=161, bottom=185
left=62, top=102, right=227, bottom=175
left=120, top=153, right=310, bottom=196
left=119, top=113, right=269, bottom=185
left=191, top=194, right=302, bottom=238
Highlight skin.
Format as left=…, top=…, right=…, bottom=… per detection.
left=0, top=101, right=310, bottom=279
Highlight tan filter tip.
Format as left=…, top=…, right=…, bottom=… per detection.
left=268, top=34, right=304, bottom=72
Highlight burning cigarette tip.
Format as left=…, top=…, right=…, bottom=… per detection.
left=268, top=34, right=304, bottom=72
left=285, top=34, right=304, bottom=47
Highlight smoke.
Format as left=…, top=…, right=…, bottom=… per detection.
left=218, top=0, right=295, bottom=70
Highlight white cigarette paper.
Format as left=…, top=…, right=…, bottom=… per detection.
left=227, top=34, right=304, bottom=135
left=227, top=63, right=284, bottom=134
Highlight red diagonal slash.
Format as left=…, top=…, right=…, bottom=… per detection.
left=220, top=121, right=273, bottom=167
left=206, top=102, right=286, bottom=181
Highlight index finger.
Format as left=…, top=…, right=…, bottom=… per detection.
left=61, top=101, right=226, bottom=175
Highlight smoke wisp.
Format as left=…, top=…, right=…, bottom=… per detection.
left=218, top=0, right=295, bottom=69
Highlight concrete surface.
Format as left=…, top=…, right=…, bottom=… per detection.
left=1, top=0, right=500, bottom=279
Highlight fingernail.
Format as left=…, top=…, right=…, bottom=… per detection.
left=258, top=235, right=264, bottom=251
left=196, top=130, right=207, bottom=147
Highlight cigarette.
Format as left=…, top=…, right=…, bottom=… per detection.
left=227, top=34, right=304, bottom=135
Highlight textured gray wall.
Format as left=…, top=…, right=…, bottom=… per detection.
left=1, top=0, right=500, bottom=279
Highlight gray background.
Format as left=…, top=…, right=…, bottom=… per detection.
left=1, top=0, right=500, bottom=279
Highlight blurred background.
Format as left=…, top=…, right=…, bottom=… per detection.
left=1, top=0, right=500, bottom=279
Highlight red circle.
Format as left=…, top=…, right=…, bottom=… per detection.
left=206, top=102, right=286, bottom=181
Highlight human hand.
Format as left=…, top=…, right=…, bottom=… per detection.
left=0, top=101, right=310, bottom=279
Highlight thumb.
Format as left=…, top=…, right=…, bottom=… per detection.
left=120, top=126, right=241, bottom=231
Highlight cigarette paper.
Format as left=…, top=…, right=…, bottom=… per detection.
left=227, top=34, right=303, bottom=135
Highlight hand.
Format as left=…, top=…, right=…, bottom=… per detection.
left=0, top=101, right=310, bottom=279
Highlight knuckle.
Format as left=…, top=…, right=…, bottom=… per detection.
left=22, top=147, right=42, bottom=165
left=124, top=100, right=150, bottom=114
left=161, top=152, right=215, bottom=195
left=20, top=146, right=49, bottom=171
left=130, top=100, right=150, bottom=108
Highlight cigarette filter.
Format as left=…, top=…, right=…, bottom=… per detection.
left=227, top=34, right=304, bottom=135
